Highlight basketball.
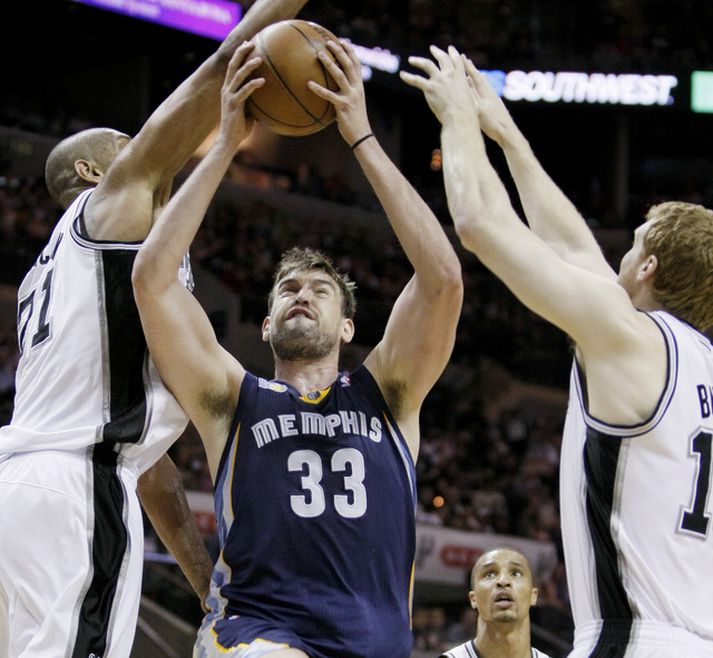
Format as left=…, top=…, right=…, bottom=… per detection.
left=246, top=20, right=340, bottom=137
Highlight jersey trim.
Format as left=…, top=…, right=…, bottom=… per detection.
left=356, top=365, right=417, bottom=503
left=440, top=642, right=549, bottom=658
left=439, top=639, right=478, bottom=657
left=69, top=191, right=143, bottom=249
left=572, top=311, right=678, bottom=438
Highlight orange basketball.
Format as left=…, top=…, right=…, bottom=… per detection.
left=246, top=20, right=340, bottom=137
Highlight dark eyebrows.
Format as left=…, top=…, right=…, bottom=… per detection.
left=277, top=275, right=338, bottom=292
left=477, top=560, right=497, bottom=574
left=312, top=277, right=338, bottom=291
left=477, top=558, right=528, bottom=574
left=276, top=278, right=298, bottom=292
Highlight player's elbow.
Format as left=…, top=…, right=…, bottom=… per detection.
left=422, top=252, right=463, bottom=311
left=437, top=254, right=464, bottom=301
left=131, top=249, right=161, bottom=300
left=452, top=210, right=483, bottom=252
left=451, top=201, right=502, bottom=255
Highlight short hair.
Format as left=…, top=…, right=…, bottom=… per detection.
left=268, top=247, right=357, bottom=319
left=470, top=546, right=533, bottom=590
left=644, top=201, right=713, bottom=332
left=44, top=127, right=127, bottom=208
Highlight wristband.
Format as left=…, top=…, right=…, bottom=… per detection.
left=350, top=132, right=375, bottom=150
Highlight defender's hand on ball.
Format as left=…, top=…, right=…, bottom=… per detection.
left=219, top=42, right=265, bottom=148
left=308, top=41, right=373, bottom=148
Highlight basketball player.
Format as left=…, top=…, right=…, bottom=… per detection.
left=132, top=40, right=463, bottom=658
left=402, top=45, right=713, bottom=658
left=441, top=547, right=551, bottom=658
left=0, top=3, right=309, bottom=657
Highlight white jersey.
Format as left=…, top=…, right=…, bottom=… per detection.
left=561, top=311, right=713, bottom=654
left=0, top=189, right=188, bottom=473
left=440, top=639, right=551, bottom=658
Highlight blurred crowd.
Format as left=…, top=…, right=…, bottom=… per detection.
left=300, top=0, right=713, bottom=71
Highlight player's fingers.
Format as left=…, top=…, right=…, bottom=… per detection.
left=463, top=58, right=485, bottom=87
left=226, top=41, right=256, bottom=80
left=317, top=47, right=349, bottom=86
left=429, top=44, right=452, bottom=70
left=405, top=55, right=438, bottom=77
left=335, top=38, right=361, bottom=72
left=232, top=77, right=265, bottom=104
left=227, top=56, right=262, bottom=93
left=447, top=45, right=466, bottom=72
left=399, top=70, right=429, bottom=91
left=466, top=63, right=495, bottom=101
left=307, top=80, right=339, bottom=104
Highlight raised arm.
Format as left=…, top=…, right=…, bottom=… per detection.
left=462, top=60, right=615, bottom=278
left=310, top=42, right=463, bottom=458
left=132, top=46, right=262, bottom=476
left=401, top=46, right=666, bottom=425
left=87, top=0, right=309, bottom=241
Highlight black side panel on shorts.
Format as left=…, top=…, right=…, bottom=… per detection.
left=72, top=443, right=128, bottom=658
left=584, top=427, right=633, bottom=657
left=101, top=250, right=148, bottom=444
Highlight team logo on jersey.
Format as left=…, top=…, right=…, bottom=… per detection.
left=339, top=373, right=352, bottom=387
left=251, top=411, right=383, bottom=448
left=258, top=378, right=288, bottom=393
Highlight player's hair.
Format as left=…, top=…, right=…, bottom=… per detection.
left=268, top=247, right=357, bottom=319
left=45, top=127, right=126, bottom=208
left=469, top=546, right=533, bottom=590
left=644, top=201, right=713, bottom=331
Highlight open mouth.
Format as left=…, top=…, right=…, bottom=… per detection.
left=494, top=593, right=514, bottom=606
left=287, top=308, right=313, bottom=320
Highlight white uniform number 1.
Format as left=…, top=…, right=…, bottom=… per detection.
left=288, top=448, right=367, bottom=519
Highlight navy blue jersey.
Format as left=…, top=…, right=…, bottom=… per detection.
left=207, top=365, right=417, bottom=658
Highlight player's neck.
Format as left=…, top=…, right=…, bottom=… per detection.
left=273, top=356, right=340, bottom=396
left=475, top=621, right=531, bottom=658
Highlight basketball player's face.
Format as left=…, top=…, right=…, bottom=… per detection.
left=468, top=549, right=537, bottom=625
left=265, top=269, right=352, bottom=361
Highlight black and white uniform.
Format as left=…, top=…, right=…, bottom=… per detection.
left=0, top=189, right=189, bottom=658
left=561, top=311, right=713, bottom=657
left=440, top=639, right=551, bottom=658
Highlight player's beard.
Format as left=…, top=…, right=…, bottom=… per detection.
left=270, top=319, right=338, bottom=361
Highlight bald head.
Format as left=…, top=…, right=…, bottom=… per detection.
left=45, top=127, right=130, bottom=208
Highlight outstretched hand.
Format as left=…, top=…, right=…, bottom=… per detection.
left=399, top=45, right=479, bottom=127
left=461, top=59, right=518, bottom=145
left=217, top=41, right=265, bottom=149
left=308, top=40, right=372, bottom=147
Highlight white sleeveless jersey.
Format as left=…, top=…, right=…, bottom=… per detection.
left=561, top=311, right=713, bottom=653
left=0, top=189, right=189, bottom=473
left=440, top=640, right=551, bottom=658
